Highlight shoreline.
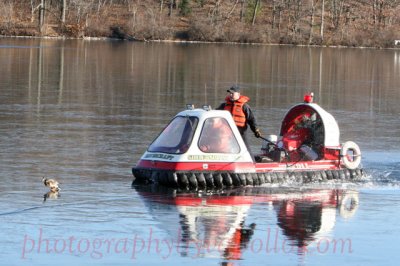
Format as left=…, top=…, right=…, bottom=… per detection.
left=1, top=34, right=399, bottom=51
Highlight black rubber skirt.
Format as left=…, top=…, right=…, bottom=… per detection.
left=132, top=168, right=365, bottom=190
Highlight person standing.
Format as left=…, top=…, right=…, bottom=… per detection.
left=216, top=85, right=261, bottom=153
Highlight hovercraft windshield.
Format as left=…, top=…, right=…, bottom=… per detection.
left=148, top=116, right=199, bottom=154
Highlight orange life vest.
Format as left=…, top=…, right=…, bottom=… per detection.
left=224, top=95, right=249, bottom=128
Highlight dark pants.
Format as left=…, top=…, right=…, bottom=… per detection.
left=239, top=128, right=254, bottom=161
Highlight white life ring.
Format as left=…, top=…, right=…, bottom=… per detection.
left=341, top=141, right=361, bottom=170
left=339, top=191, right=359, bottom=219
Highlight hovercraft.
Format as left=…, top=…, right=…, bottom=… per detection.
left=132, top=93, right=364, bottom=189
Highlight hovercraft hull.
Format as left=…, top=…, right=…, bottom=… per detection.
left=132, top=160, right=364, bottom=190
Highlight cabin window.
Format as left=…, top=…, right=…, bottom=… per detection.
left=198, top=117, right=240, bottom=153
left=148, top=116, right=198, bottom=154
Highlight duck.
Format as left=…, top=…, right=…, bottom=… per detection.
left=42, top=177, right=60, bottom=192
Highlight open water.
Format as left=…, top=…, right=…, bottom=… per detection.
left=1, top=38, right=400, bottom=265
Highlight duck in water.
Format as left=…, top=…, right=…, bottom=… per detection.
left=42, top=177, right=60, bottom=202
left=42, top=177, right=60, bottom=192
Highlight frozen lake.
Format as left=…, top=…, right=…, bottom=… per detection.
left=1, top=38, right=400, bottom=265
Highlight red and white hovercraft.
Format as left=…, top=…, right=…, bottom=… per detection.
left=132, top=93, right=364, bottom=189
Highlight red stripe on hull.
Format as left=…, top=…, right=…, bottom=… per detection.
left=255, top=160, right=341, bottom=172
left=136, top=160, right=255, bottom=171
left=136, top=159, right=341, bottom=172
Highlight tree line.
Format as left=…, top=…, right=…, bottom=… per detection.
left=0, top=0, right=399, bottom=47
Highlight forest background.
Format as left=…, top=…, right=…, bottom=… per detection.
left=1, top=0, right=400, bottom=48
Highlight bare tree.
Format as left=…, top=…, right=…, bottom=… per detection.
left=31, top=0, right=39, bottom=22
left=160, top=0, right=164, bottom=13
left=309, top=0, right=316, bottom=43
left=371, top=0, right=400, bottom=29
left=240, top=0, right=246, bottom=22
left=330, top=0, right=345, bottom=30
left=292, top=0, right=304, bottom=35
left=251, top=0, right=261, bottom=25
left=61, top=0, right=67, bottom=24
left=0, top=1, right=14, bottom=29
left=320, top=0, right=325, bottom=41
left=39, top=0, right=45, bottom=32
left=271, top=0, right=285, bottom=33
left=168, top=0, right=176, bottom=16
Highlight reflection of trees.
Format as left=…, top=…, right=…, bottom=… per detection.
left=26, top=39, right=65, bottom=108
left=15, top=39, right=400, bottom=115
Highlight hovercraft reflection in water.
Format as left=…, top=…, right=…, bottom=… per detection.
left=132, top=93, right=364, bottom=189
left=133, top=185, right=359, bottom=259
